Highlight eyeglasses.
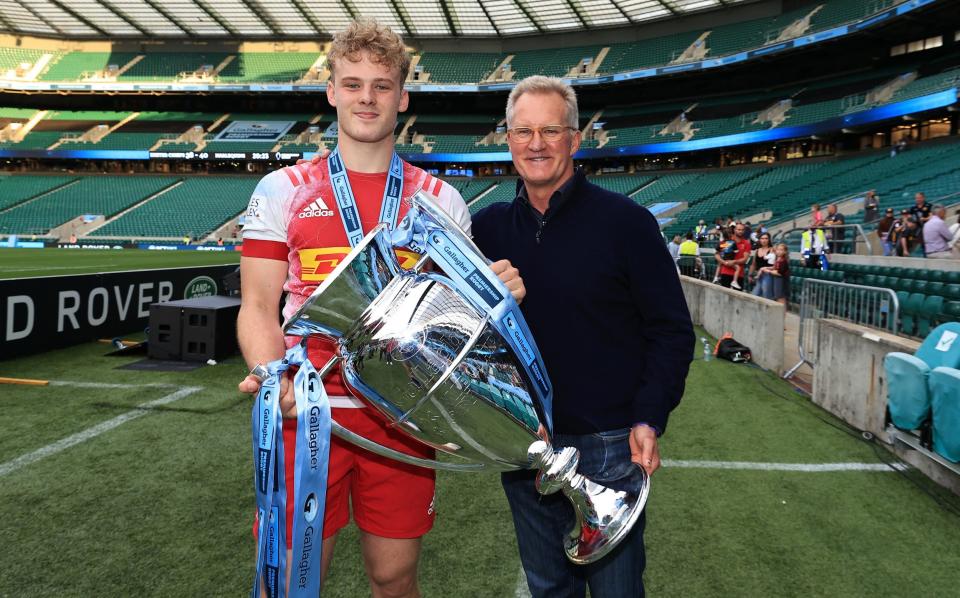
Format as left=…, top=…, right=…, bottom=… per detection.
left=506, top=125, right=576, bottom=143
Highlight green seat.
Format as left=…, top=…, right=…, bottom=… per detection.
left=900, top=279, right=918, bottom=294
left=828, top=271, right=843, bottom=282
left=863, top=274, right=878, bottom=287
left=876, top=276, right=891, bottom=289
left=914, top=281, right=929, bottom=296
left=945, top=271, right=960, bottom=285
left=903, top=268, right=920, bottom=280
left=886, top=277, right=902, bottom=291
left=946, top=284, right=960, bottom=301
left=901, top=293, right=926, bottom=336
left=919, top=295, right=945, bottom=338
left=866, top=265, right=882, bottom=276
left=927, top=270, right=946, bottom=283
left=945, top=301, right=960, bottom=320
left=895, top=291, right=910, bottom=329
left=927, top=282, right=945, bottom=298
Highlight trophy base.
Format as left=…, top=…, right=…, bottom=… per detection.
left=529, top=440, right=649, bottom=565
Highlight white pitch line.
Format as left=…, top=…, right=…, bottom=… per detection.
left=48, top=381, right=180, bottom=389
left=514, top=566, right=531, bottom=598
left=662, top=459, right=907, bottom=472
left=0, top=385, right=202, bottom=478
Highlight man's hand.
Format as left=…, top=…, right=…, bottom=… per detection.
left=238, top=372, right=297, bottom=419
left=490, top=259, right=525, bottom=303
left=629, top=424, right=660, bottom=476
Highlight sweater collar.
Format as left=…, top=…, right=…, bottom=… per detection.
left=515, top=167, right=585, bottom=219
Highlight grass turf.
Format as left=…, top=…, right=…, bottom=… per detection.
left=0, top=247, right=240, bottom=279
left=1, top=334, right=959, bottom=596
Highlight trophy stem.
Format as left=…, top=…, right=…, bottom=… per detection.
left=527, top=440, right=649, bottom=565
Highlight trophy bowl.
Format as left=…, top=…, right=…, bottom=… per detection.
left=283, top=197, right=648, bottom=564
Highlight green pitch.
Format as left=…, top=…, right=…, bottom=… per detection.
left=0, top=247, right=241, bottom=279
left=1, top=333, right=959, bottom=597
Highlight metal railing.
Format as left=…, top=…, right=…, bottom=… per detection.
left=783, top=278, right=899, bottom=380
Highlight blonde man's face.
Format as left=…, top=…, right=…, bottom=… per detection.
left=327, top=52, right=408, bottom=145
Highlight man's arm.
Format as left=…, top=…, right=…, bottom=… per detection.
left=626, top=207, right=695, bottom=473
left=237, top=256, right=297, bottom=418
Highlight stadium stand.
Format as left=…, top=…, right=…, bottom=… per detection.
left=89, top=177, right=258, bottom=239
left=217, top=53, right=319, bottom=82
left=0, top=176, right=180, bottom=235
left=0, top=175, right=76, bottom=212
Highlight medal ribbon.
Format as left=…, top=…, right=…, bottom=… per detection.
left=327, top=146, right=404, bottom=247
left=252, top=342, right=331, bottom=598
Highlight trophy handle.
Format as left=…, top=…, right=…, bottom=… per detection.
left=529, top=441, right=649, bottom=564
left=329, top=420, right=485, bottom=472
left=314, top=355, right=486, bottom=473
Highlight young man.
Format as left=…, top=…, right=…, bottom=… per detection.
left=472, top=75, right=693, bottom=597
left=716, top=222, right=751, bottom=289
left=236, top=19, right=521, bottom=597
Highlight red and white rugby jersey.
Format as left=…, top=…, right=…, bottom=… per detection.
left=241, top=158, right=471, bottom=402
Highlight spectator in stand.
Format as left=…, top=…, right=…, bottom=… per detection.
left=801, top=224, right=827, bottom=268
left=863, top=190, right=880, bottom=223
left=923, top=205, right=956, bottom=259
left=811, top=203, right=824, bottom=227
left=715, top=222, right=751, bottom=290
left=678, top=232, right=701, bottom=277
left=695, top=220, right=709, bottom=242
left=764, top=243, right=791, bottom=306
left=877, top=208, right=896, bottom=256
left=950, top=209, right=960, bottom=249
left=824, top=204, right=846, bottom=254
left=898, top=217, right=921, bottom=257
left=750, top=232, right=776, bottom=299
left=910, top=192, right=932, bottom=225
left=667, top=235, right=682, bottom=263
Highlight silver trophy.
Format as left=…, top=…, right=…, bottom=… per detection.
left=283, top=192, right=648, bottom=564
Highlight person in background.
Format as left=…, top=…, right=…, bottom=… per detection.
left=695, top=220, right=708, bottom=242
left=910, top=192, right=932, bottom=225
left=716, top=222, right=750, bottom=290
left=667, top=235, right=682, bottom=263
left=750, top=232, right=776, bottom=299
left=678, top=231, right=702, bottom=278
left=923, top=204, right=956, bottom=259
left=898, top=217, right=921, bottom=257
left=949, top=209, right=960, bottom=250
left=801, top=224, right=827, bottom=268
left=823, top=204, right=846, bottom=254
left=863, top=190, right=880, bottom=223
left=764, top=243, right=791, bottom=306
left=811, top=203, right=824, bottom=228
left=877, top=208, right=896, bottom=256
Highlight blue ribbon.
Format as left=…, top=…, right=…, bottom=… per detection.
left=252, top=343, right=331, bottom=598
left=390, top=199, right=554, bottom=434
left=328, top=146, right=404, bottom=248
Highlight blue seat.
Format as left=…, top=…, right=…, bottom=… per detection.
left=930, top=367, right=960, bottom=462
left=885, top=323, right=960, bottom=431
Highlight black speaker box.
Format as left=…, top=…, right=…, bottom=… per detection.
left=148, top=296, right=241, bottom=361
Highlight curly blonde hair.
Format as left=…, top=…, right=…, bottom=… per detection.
left=327, top=18, right=411, bottom=83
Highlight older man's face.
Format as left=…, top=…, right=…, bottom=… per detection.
left=508, top=91, right=580, bottom=192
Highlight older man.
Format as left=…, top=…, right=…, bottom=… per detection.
left=471, top=75, right=694, bottom=597
left=924, top=205, right=956, bottom=259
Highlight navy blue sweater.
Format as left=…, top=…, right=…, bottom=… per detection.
left=472, top=170, right=694, bottom=435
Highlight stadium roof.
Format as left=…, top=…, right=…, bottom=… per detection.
left=0, top=0, right=757, bottom=39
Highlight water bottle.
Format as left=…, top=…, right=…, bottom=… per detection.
left=701, top=337, right=711, bottom=362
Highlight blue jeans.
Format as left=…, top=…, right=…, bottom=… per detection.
left=502, top=429, right=647, bottom=598
left=752, top=272, right=774, bottom=299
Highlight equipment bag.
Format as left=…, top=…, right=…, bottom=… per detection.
left=714, top=333, right=752, bottom=363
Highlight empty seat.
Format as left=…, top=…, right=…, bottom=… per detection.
left=918, top=295, right=945, bottom=338
left=900, top=293, right=925, bottom=336
left=885, top=323, right=960, bottom=431
left=930, top=367, right=960, bottom=462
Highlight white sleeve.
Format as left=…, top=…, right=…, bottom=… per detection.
left=431, top=180, right=472, bottom=236
left=241, top=169, right=293, bottom=243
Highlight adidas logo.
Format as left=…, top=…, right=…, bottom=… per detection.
left=298, top=198, right=334, bottom=219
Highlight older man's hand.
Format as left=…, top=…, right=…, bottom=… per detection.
left=490, top=259, right=525, bottom=303
left=629, top=423, right=660, bottom=476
